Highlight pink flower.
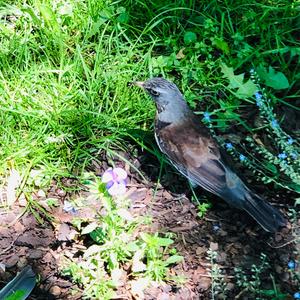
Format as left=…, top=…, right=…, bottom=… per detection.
left=101, top=167, right=127, bottom=196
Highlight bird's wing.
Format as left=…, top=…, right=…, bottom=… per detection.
left=156, top=119, right=238, bottom=198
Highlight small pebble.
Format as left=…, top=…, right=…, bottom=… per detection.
left=50, top=285, right=61, bottom=296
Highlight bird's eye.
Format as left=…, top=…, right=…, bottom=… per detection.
left=150, top=89, right=160, bottom=96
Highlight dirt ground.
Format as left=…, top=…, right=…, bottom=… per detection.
left=0, top=150, right=299, bottom=299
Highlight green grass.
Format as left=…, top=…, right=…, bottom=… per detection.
left=0, top=0, right=156, bottom=184
left=0, top=0, right=299, bottom=186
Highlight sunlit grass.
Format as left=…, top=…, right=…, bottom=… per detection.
left=0, top=0, right=156, bottom=183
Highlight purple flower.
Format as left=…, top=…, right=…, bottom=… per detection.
left=278, top=153, right=287, bottom=160
left=294, top=292, right=300, bottom=299
left=254, top=92, right=262, bottom=100
left=239, top=154, right=246, bottom=162
left=203, top=112, right=211, bottom=122
left=102, top=167, right=127, bottom=196
left=287, top=138, right=294, bottom=145
left=288, top=260, right=296, bottom=269
left=225, top=143, right=233, bottom=150
left=271, top=119, right=279, bottom=128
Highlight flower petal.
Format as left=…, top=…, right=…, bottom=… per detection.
left=108, top=182, right=126, bottom=196
left=113, top=168, right=127, bottom=180
left=102, top=168, right=114, bottom=183
left=106, top=181, right=114, bottom=189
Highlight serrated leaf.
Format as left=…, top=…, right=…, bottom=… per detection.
left=220, top=63, right=257, bottom=98
left=256, top=65, right=289, bottom=89
left=236, top=80, right=257, bottom=98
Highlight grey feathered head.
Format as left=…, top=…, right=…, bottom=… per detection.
left=133, top=77, right=186, bottom=106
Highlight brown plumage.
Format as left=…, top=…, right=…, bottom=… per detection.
left=133, top=77, right=286, bottom=232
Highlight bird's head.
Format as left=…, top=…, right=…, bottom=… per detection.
left=132, top=78, right=190, bottom=121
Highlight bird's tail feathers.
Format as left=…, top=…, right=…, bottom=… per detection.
left=243, top=191, right=286, bottom=232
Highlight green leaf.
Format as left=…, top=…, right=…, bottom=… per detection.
left=83, top=244, right=102, bottom=258
left=157, top=237, right=174, bottom=247
left=90, top=227, right=106, bottom=243
left=256, top=66, right=289, bottom=89
left=212, top=37, right=230, bottom=55
left=184, top=31, right=197, bottom=44
left=117, top=8, right=129, bottom=23
left=220, top=63, right=257, bottom=98
left=81, top=222, right=98, bottom=235
left=126, top=241, right=140, bottom=252
left=37, top=2, right=60, bottom=33
left=21, top=7, right=42, bottom=26
left=164, top=255, right=183, bottom=266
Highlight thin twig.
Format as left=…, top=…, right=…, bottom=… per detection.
left=267, top=237, right=299, bottom=248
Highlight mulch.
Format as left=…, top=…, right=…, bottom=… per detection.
left=0, top=150, right=298, bottom=299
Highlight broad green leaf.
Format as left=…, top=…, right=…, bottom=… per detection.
left=256, top=66, right=289, bottom=89
left=220, top=63, right=257, bottom=98
left=81, top=222, right=98, bottom=235
left=236, top=80, right=257, bottom=98
left=157, top=237, right=174, bottom=247
left=164, top=255, right=183, bottom=266
left=184, top=31, right=197, bottom=44
left=212, top=37, right=230, bottom=55
left=83, top=244, right=102, bottom=258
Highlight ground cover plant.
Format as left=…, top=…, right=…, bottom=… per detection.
left=0, top=0, right=299, bottom=299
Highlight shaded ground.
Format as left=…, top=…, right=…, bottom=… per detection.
left=0, top=150, right=299, bottom=299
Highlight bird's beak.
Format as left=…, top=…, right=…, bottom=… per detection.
left=130, top=81, right=145, bottom=89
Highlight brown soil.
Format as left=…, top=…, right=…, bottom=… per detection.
left=0, top=150, right=299, bottom=299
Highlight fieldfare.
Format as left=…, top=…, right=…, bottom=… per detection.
left=133, top=77, right=286, bottom=232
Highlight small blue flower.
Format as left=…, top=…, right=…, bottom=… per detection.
left=213, top=224, right=220, bottom=232
left=278, top=153, right=287, bottom=160
left=225, top=143, right=233, bottom=150
left=294, top=292, right=300, bottom=299
left=271, top=119, right=279, bottom=128
left=254, top=92, right=262, bottom=100
left=203, top=112, right=211, bottom=122
left=288, top=260, right=296, bottom=269
left=291, top=152, right=298, bottom=159
left=239, top=154, right=246, bottom=162
left=287, top=138, right=294, bottom=145
left=250, top=68, right=255, bottom=74
left=256, top=99, right=262, bottom=107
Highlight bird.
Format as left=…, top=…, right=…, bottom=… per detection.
left=132, top=77, right=286, bottom=232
